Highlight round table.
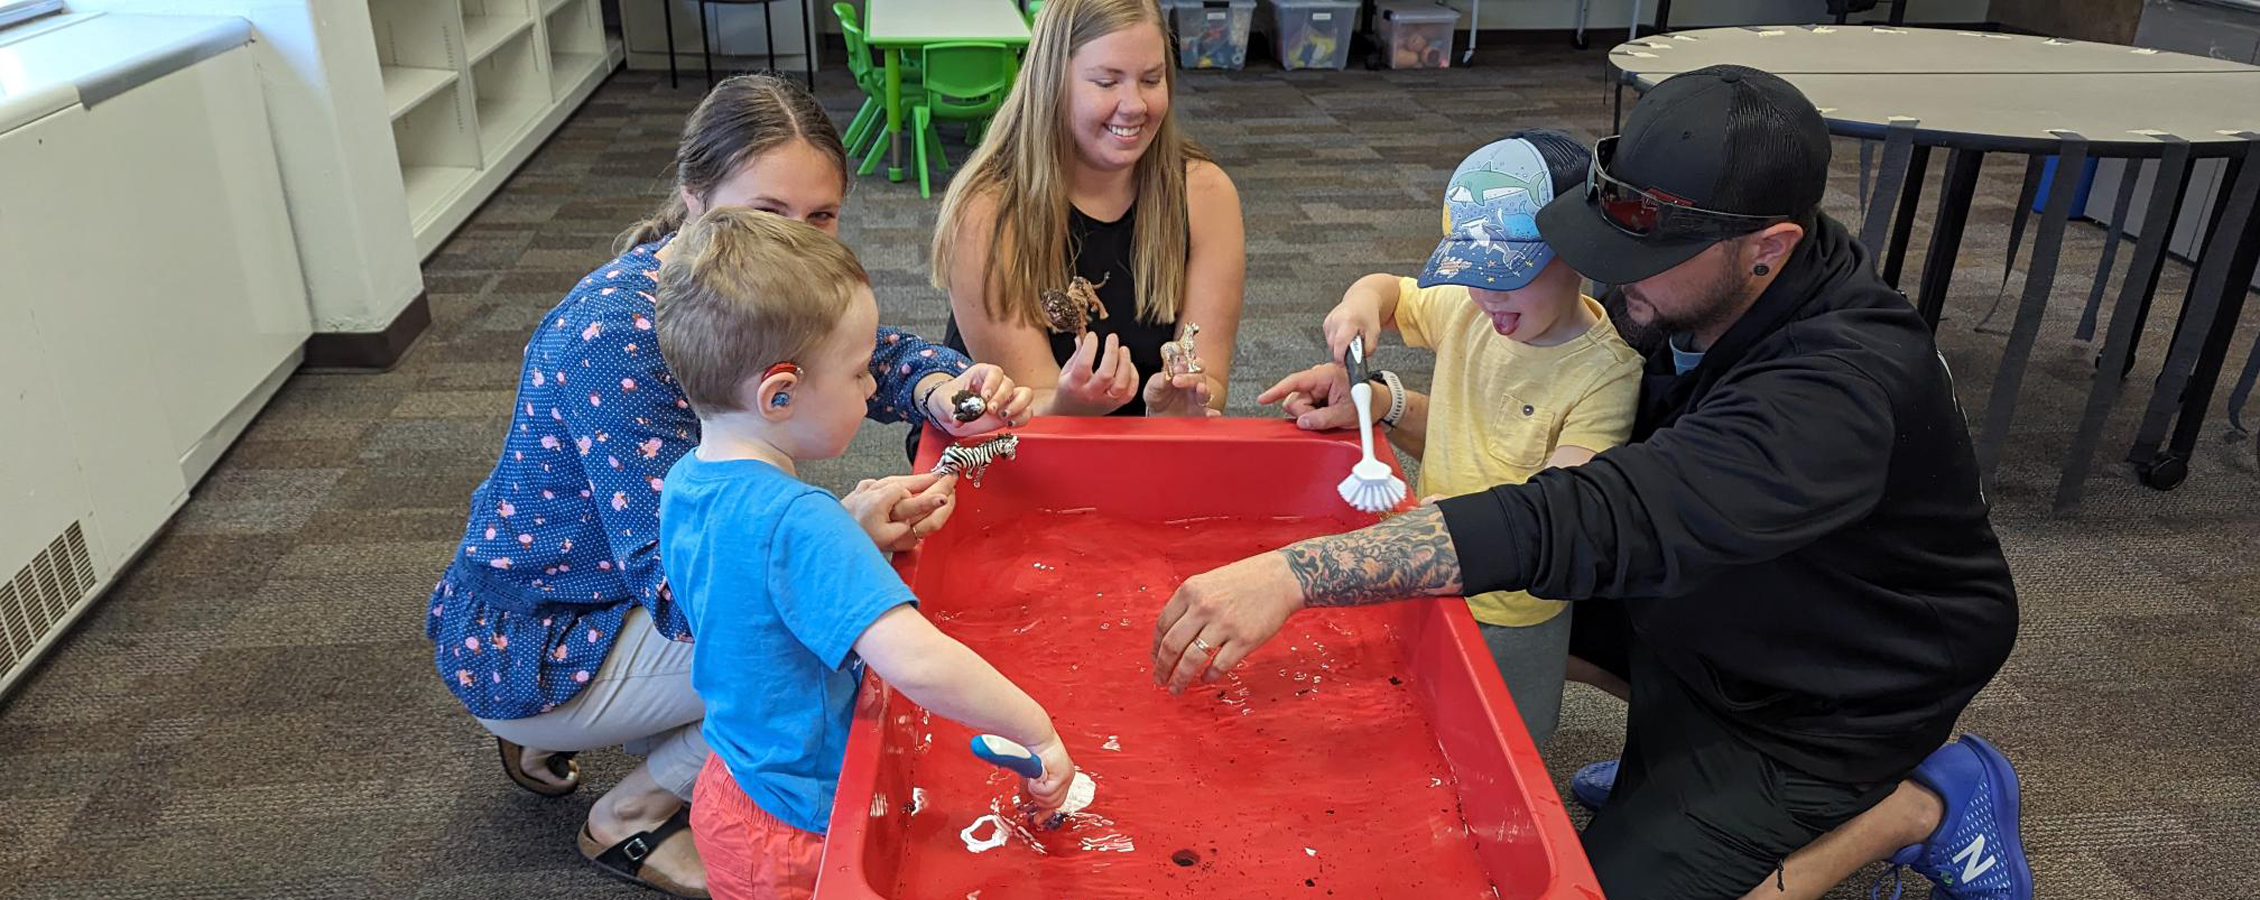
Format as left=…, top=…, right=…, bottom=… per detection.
left=1609, top=25, right=2260, bottom=511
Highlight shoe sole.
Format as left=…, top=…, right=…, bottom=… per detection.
left=1959, top=732, right=2034, bottom=900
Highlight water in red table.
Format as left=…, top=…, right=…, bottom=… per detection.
left=889, top=511, right=1500, bottom=899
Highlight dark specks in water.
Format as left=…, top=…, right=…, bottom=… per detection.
left=1388, top=676, right=1403, bottom=685
left=1171, top=849, right=1200, bottom=867
left=1305, top=878, right=1317, bottom=887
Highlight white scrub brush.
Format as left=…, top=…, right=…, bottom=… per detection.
left=1337, top=335, right=1407, bottom=514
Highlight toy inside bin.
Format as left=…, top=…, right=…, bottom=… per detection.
left=1262, top=0, right=1358, bottom=70
left=1376, top=0, right=1455, bottom=68
left=1162, top=0, right=1256, bottom=70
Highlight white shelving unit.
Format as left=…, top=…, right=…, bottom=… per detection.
left=369, top=0, right=620, bottom=256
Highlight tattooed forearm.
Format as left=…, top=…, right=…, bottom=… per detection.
left=1277, top=505, right=1464, bottom=608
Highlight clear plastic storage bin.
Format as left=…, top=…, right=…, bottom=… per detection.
left=1375, top=0, right=1455, bottom=68
left=1263, top=0, right=1358, bottom=70
left=1162, top=0, right=1257, bottom=70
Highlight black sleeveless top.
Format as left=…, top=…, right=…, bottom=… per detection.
left=944, top=203, right=1179, bottom=417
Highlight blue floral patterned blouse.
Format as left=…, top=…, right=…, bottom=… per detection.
left=428, top=239, right=970, bottom=720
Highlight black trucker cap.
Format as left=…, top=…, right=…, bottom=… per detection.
left=1535, top=64, right=1832, bottom=285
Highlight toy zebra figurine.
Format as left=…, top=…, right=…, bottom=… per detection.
left=932, top=433, right=1019, bottom=485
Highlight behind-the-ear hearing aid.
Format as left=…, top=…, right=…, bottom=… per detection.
left=764, top=362, right=802, bottom=408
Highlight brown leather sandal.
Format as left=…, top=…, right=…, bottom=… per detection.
left=496, top=737, right=579, bottom=797
left=578, top=806, right=708, bottom=898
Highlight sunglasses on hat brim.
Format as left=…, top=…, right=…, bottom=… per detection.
left=1586, top=136, right=1791, bottom=241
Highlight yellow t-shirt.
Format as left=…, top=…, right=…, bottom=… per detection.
left=1394, top=277, right=1643, bottom=627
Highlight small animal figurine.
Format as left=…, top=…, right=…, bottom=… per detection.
left=950, top=388, right=987, bottom=423
left=1159, top=322, right=1203, bottom=378
left=1039, top=274, right=1109, bottom=336
left=931, top=433, right=1020, bottom=486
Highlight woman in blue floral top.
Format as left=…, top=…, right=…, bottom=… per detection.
left=427, top=75, right=1031, bottom=897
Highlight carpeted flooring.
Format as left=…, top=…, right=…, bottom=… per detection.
left=1, top=40, right=2255, bottom=900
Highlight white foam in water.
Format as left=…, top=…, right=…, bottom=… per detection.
left=912, top=787, right=929, bottom=815
left=1102, top=735, right=1121, bottom=752
left=961, top=815, right=1010, bottom=853
left=1060, top=771, right=1097, bottom=815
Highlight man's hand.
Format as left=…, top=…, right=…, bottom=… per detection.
left=1150, top=507, right=1468, bottom=692
left=1150, top=552, right=1305, bottom=693
left=841, top=472, right=957, bottom=552
left=926, top=364, right=1034, bottom=436
left=1257, top=363, right=1380, bottom=432
left=1051, top=332, right=1139, bottom=416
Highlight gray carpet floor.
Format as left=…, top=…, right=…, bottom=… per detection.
left=1, top=42, right=2255, bottom=900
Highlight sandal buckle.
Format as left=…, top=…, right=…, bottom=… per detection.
left=623, top=837, right=651, bottom=862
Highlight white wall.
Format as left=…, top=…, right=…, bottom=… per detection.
left=72, top=0, right=428, bottom=336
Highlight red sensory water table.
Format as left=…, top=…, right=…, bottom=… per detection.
left=818, top=417, right=1599, bottom=900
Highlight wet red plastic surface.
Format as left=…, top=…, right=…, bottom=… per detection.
left=818, top=418, right=1600, bottom=900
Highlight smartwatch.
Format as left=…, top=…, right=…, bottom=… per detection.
left=1371, top=369, right=1406, bottom=428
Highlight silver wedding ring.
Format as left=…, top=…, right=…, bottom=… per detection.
left=1192, top=637, right=1215, bottom=655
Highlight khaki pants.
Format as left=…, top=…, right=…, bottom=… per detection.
left=478, top=608, right=706, bottom=800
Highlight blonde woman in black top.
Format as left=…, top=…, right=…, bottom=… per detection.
left=932, top=0, right=1245, bottom=418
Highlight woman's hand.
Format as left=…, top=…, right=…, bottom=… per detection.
left=1256, top=363, right=1380, bottom=432
left=1143, top=371, right=1220, bottom=417
left=1048, top=332, right=1139, bottom=416
left=925, top=364, right=1035, bottom=436
left=841, top=472, right=958, bottom=552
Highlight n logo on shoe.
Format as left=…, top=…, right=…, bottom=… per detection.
left=1950, top=835, right=1999, bottom=884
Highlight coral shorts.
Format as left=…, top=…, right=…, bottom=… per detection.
left=691, top=753, right=827, bottom=900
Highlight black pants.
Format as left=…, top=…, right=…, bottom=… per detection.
left=1571, top=600, right=1899, bottom=900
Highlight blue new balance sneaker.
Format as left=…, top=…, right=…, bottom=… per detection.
left=1569, top=758, right=1617, bottom=810
left=1873, top=733, right=2033, bottom=900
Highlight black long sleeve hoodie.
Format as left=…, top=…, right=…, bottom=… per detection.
left=1437, top=213, right=2018, bottom=783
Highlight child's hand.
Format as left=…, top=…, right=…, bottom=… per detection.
left=842, top=472, right=956, bottom=551
left=1021, top=735, right=1077, bottom=811
left=1051, top=332, right=1139, bottom=416
left=927, top=364, right=1035, bottom=436
left=1323, top=293, right=1386, bottom=367
left=1256, top=363, right=1379, bottom=432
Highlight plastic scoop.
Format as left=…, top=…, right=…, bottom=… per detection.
left=969, top=734, right=1094, bottom=828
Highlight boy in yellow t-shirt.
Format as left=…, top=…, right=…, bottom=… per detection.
left=1259, top=131, right=1642, bottom=748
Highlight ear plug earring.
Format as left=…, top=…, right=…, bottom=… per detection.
left=1753, top=263, right=1771, bottom=276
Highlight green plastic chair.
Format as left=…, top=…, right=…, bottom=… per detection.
left=833, top=3, right=923, bottom=170
left=912, top=42, right=1017, bottom=198
left=1022, top=0, right=1044, bottom=26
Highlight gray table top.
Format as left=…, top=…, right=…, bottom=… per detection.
left=1774, top=71, right=2260, bottom=151
left=1610, top=24, right=2257, bottom=76
left=1612, top=27, right=2260, bottom=154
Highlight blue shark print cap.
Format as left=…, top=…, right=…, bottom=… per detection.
left=1419, top=137, right=1560, bottom=292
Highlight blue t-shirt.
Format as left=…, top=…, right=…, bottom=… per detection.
left=659, top=452, right=914, bottom=834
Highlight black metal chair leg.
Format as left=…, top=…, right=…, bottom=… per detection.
left=1883, top=144, right=1932, bottom=288
left=800, top=0, right=816, bottom=88
left=663, top=0, right=678, bottom=88
left=763, top=0, right=776, bottom=76
left=1915, top=148, right=1983, bottom=329
left=700, top=0, right=713, bottom=86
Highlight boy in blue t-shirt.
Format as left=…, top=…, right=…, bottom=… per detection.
left=655, top=208, right=1075, bottom=900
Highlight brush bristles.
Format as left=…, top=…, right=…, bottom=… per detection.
left=1338, top=473, right=1408, bottom=513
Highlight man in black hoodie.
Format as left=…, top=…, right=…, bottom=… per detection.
left=1150, top=67, right=2030, bottom=900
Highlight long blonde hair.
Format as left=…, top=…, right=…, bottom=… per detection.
left=930, top=0, right=1206, bottom=330
left=617, top=74, right=847, bottom=252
